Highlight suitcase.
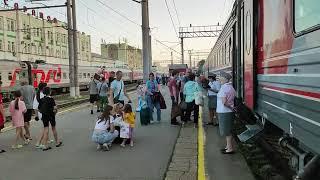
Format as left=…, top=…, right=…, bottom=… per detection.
left=140, top=107, right=150, bottom=125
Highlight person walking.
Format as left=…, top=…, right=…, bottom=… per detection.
left=33, top=82, right=47, bottom=148
left=20, top=80, right=35, bottom=140
left=146, top=73, right=161, bottom=123
left=110, top=71, right=132, bottom=105
left=108, top=71, right=115, bottom=88
left=89, top=74, right=100, bottom=114
left=38, top=87, right=62, bottom=151
left=9, top=91, right=29, bottom=149
left=0, top=81, right=6, bottom=153
left=217, top=72, right=236, bottom=154
left=97, top=77, right=109, bottom=112
left=182, top=73, right=201, bottom=127
left=206, top=74, right=221, bottom=126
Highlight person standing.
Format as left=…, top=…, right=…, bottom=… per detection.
left=33, top=82, right=47, bottom=148
left=0, top=81, right=6, bottom=153
left=20, top=81, right=35, bottom=140
left=39, top=87, right=62, bottom=151
left=97, top=77, right=109, bottom=112
left=217, top=72, right=236, bottom=154
left=9, top=91, right=29, bottom=149
left=182, top=73, right=200, bottom=127
left=110, top=71, right=132, bottom=105
left=108, top=71, right=115, bottom=88
left=146, top=73, right=162, bottom=123
left=89, top=74, right=100, bottom=114
left=168, top=70, right=180, bottom=125
left=206, top=74, right=221, bottom=126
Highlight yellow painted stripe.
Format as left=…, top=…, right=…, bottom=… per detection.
left=198, top=106, right=206, bottom=180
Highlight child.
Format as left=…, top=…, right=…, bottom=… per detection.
left=38, top=87, right=62, bottom=151
left=136, top=80, right=145, bottom=112
left=121, top=104, right=135, bottom=147
left=92, top=105, right=118, bottom=151
left=9, top=91, right=28, bottom=149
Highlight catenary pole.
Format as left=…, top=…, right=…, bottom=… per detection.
left=67, top=0, right=75, bottom=97
left=142, top=0, right=150, bottom=81
left=72, top=0, right=79, bottom=97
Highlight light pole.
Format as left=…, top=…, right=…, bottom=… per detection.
left=132, top=0, right=151, bottom=81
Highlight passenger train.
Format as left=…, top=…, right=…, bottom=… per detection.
left=206, top=0, right=320, bottom=178
left=0, top=60, right=143, bottom=98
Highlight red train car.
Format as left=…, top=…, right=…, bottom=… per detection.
left=206, top=0, right=320, bottom=177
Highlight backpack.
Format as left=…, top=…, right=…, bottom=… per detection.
left=38, top=96, right=54, bottom=115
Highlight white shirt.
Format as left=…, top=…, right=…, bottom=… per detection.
left=208, top=81, right=221, bottom=96
left=110, top=80, right=125, bottom=101
left=216, top=83, right=235, bottom=113
left=94, top=116, right=115, bottom=130
left=33, top=92, right=44, bottom=119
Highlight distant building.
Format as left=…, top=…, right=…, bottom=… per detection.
left=101, top=42, right=142, bottom=70
left=0, top=7, right=91, bottom=65
left=91, top=53, right=115, bottom=67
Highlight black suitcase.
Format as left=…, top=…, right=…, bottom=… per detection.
left=140, top=107, right=150, bottom=125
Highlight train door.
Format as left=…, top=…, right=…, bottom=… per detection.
left=18, top=62, right=29, bottom=86
left=23, top=61, right=33, bottom=85
left=243, top=0, right=255, bottom=110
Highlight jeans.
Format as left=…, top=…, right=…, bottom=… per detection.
left=92, top=130, right=119, bottom=145
left=182, top=100, right=199, bottom=124
left=146, top=95, right=161, bottom=121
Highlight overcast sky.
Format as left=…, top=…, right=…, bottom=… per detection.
left=5, top=0, right=235, bottom=64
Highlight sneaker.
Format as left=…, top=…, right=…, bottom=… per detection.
left=120, top=143, right=126, bottom=148
left=24, top=140, right=30, bottom=145
left=42, top=146, right=52, bottom=151
left=150, top=120, right=155, bottom=124
left=97, top=144, right=102, bottom=150
left=91, top=110, right=93, bottom=114
left=102, top=143, right=109, bottom=151
left=12, top=145, right=23, bottom=149
left=107, top=143, right=112, bottom=147
left=130, top=141, right=134, bottom=147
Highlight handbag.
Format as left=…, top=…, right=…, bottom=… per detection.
left=195, top=91, right=204, bottom=106
left=113, top=81, right=123, bottom=103
left=159, top=92, right=167, bottom=109
left=179, top=101, right=187, bottom=110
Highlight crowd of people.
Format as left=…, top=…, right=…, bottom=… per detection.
left=0, top=68, right=236, bottom=155
left=167, top=69, right=236, bottom=154
left=0, top=80, right=62, bottom=152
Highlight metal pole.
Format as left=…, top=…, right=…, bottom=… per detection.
left=188, top=50, right=192, bottom=68
left=15, top=10, right=21, bottom=62
left=141, top=0, right=150, bottom=81
left=67, top=0, right=75, bottom=97
left=72, top=0, right=79, bottom=97
left=181, top=38, right=184, bottom=64
left=148, top=34, right=152, bottom=71
left=171, top=52, right=173, bottom=65
left=236, top=0, right=242, bottom=98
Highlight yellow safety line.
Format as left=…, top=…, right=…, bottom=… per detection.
left=198, top=106, right=206, bottom=180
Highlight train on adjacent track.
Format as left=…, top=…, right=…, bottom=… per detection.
left=206, top=0, right=320, bottom=178
left=0, top=60, right=144, bottom=100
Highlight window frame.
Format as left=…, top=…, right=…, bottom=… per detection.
left=293, top=0, right=320, bottom=37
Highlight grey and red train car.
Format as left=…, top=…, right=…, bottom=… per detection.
left=206, top=0, right=320, bottom=177
left=0, top=60, right=143, bottom=99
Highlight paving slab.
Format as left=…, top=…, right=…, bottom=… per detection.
left=0, top=86, right=180, bottom=180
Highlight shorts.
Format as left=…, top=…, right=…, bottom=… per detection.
left=208, top=96, right=217, bottom=109
left=24, top=109, right=33, bottom=122
left=42, top=115, right=56, bottom=127
left=89, top=94, right=98, bottom=104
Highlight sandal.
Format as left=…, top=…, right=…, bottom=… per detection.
left=0, top=149, right=5, bottom=153
left=42, top=147, right=52, bottom=151
left=55, top=142, right=63, bottom=147
left=206, top=122, right=214, bottom=126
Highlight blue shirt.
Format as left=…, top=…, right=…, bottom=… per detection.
left=183, top=81, right=200, bottom=103
left=146, top=80, right=159, bottom=94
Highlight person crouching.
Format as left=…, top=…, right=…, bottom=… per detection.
left=92, top=105, right=119, bottom=151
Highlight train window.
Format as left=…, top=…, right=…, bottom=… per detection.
left=87, top=73, right=90, bottom=78
left=50, top=72, right=54, bottom=79
left=57, top=72, right=61, bottom=79
left=83, top=73, right=86, bottom=78
left=294, top=0, right=320, bottom=33
left=8, top=72, right=12, bottom=81
left=63, top=73, right=67, bottom=79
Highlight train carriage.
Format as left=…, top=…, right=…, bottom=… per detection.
left=206, top=0, right=320, bottom=176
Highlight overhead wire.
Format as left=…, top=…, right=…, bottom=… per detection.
left=172, top=0, right=181, bottom=27
left=164, top=0, right=179, bottom=38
